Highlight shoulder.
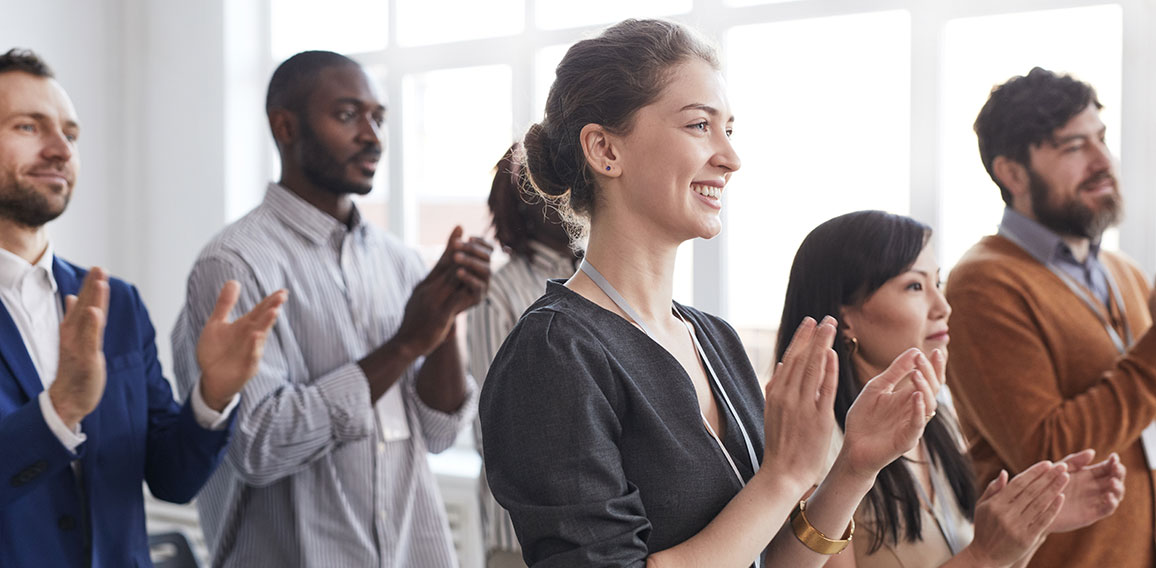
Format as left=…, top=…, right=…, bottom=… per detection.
left=949, top=235, right=1035, bottom=282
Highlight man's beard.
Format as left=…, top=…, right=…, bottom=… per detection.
left=1028, top=168, right=1122, bottom=239
left=0, top=173, right=69, bottom=228
left=299, top=120, right=378, bottom=196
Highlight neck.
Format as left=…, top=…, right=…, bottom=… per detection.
left=0, top=219, right=49, bottom=264
left=573, top=214, right=679, bottom=326
left=1061, top=235, right=1092, bottom=263
left=279, top=167, right=354, bottom=225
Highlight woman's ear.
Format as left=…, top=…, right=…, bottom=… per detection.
left=838, top=306, right=857, bottom=341
left=579, top=123, right=621, bottom=178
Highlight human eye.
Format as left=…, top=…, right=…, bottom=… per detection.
left=15, top=122, right=36, bottom=134
left=905, top=281, right=924, bottom=292
left=687, top=120, right=709, bottom=133
left=336, top=109, right=356, bottom=122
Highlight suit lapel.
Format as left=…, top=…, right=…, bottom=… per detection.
left=0, top=297, right=43, bottom=401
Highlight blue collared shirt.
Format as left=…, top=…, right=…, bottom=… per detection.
left=997, top=208, right=1111, bottom=306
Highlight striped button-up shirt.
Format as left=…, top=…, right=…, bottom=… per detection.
left=467, top=241, right=576, bottom=559
left=172, top=182, right=477, bottom=567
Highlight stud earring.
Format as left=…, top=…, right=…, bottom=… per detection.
left=605, top=165, right=611, bottom=171
left=846, top=337, right=859, bottom=355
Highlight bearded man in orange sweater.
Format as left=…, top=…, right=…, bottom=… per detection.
left=947, top=67, right=1156, bottom=567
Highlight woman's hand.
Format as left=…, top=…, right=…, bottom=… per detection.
left=762, top=316, right=839, bottom=495
left=1047, top=450, right=1125, bottom=534
left=838, top=348, right=930, bottom=480
left=959, top=461, right=1069, bottom=567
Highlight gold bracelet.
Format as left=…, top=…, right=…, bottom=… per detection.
left=789, top=498, right=854, bottom=555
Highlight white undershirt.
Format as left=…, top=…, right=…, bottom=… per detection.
left=0, top=244, right=235, bottom=454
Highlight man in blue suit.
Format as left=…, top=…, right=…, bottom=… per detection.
left=0, top=48, right=287, bottom=567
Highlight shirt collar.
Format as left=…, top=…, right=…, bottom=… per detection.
left=0, top=241, right=57, bottom=293
left=263, top=182, right=366, bottom=245
left=998, top=207, right=1100, bottom=267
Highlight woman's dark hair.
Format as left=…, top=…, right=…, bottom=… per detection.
left=974, top=67, right=1101, bottom=206
left=488, top=143, right=539, bottom=259
left=522, top=18, right=719, bottom=244
left=775, top=210, right=977, bottom=553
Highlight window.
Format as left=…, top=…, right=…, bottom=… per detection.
left=724, top=10, right=911, bottom=352
left=939, top=4, right=1124, bottom=270
left=263, top=0, right=1143, bottom=380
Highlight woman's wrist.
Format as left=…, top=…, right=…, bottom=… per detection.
left=829, top=445, right=882, bottom=492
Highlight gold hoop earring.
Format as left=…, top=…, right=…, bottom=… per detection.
left=846, top=337, right=859, bottom=355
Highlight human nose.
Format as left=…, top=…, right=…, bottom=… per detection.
left=357, top=114, right=383, bottom=147
left=42, top=127, right=73, bottom=163
left=933, top=286, right=951, bottom=321
left=1089, top=138, right=1114, bottom=172
left=712, top=131, right=741, bottom=173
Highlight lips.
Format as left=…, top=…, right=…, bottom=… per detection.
left=1079, top=172, right=1116, bottom=195
left=25, top=169, right=72, bottom=188
left=926, top=329, right=949, bottom=342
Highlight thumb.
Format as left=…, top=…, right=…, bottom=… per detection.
left=1059, top=448, right=1096, bottom=472
left=980, top=469, right=1009, bottom=502
left=864, top=348, right=920, bottom=393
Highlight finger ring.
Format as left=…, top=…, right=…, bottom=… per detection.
left=925, top=411, right=936, bottom=421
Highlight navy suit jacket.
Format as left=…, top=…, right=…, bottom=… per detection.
left=0, top=258, right=232, bottom=567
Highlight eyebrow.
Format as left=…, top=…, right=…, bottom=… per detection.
left=679, top=103, right=734, bottom=123
left=1051, top=126, right=1105, bottom=146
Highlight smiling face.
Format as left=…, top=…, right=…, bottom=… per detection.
left=295, top=64, right=385, bottom=196
left=1022, top=103, right=1121, bottom=239
left=0, top=71, right=79, bottom=227
left=608, top=57, right=741, bottom=243
left=842, top=244, right=951, bottom=380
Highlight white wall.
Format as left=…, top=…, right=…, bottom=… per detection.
left=2, top=0, right=238, bottom=374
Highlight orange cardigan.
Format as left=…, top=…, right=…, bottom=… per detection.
left=946, top=235, right=1156, bottom=567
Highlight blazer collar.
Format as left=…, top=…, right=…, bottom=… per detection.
left=0, top=256, right=74, bottom=401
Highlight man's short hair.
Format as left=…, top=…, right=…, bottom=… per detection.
left=974, top=67, right=1101, bottom=206
left=0, top=48, right=55, bottom=78
left=265, top=50, right=358, bottom=115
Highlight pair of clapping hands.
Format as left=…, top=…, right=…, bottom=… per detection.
left=764, top=316, right=1125, bottom=566
left=47, top=268, right=288, bottom=429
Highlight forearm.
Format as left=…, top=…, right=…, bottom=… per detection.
left=415, top=325, right=468, bottom=414
left=361, top=333, right=423, bottom=402
left=647, top=471, right=808, bottom=568
left=764, top=455, right=876, bottom=567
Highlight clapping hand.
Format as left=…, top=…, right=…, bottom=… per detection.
left=394, top=226, right=493, bottom=357
left=762, top=316, right=839, bottom=493
left=198, top=282, right=287, bottom=411
left=961, top=461, right=1069, bottom=567
left=48, top=268, right=110, bottom=428
left=839, top=348, right=933, bottom=479
left=1047, top=449, right=1125, bottom=534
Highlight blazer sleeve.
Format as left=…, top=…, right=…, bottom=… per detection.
left=127, top=283, right=232, bottom=504
left=946, top=270, right=1156, bottom=473
left=0, top=396, right=80, bottom=506
left=479, top=309, right=650, bottom=568
left=172, top=254, right=376, bottom=488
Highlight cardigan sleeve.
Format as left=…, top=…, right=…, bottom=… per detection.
left=479, top=308, right=650, bottom=567
left=945, top=263, right=1156, bottom=474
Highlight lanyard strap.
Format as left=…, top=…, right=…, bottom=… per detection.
left=907, top=457, right=966, bottom=555
left=999, top=229, right=1133, bottom=354
left=579, top=259, right=761, bottom=482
